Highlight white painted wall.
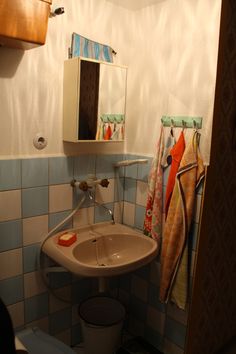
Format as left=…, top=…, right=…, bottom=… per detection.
left=0, top=0, right=221, bottom=163
left=124, top=0, right=222, bottom=164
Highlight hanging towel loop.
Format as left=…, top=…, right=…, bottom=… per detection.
left=193, top=119, right=198, bottom=132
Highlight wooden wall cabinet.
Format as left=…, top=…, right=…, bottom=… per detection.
left=0, top=0, right=52, bottom=50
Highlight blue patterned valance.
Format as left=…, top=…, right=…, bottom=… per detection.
left=70, top=33, right=115, bottom=63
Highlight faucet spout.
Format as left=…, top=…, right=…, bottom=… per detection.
left=88, top=191, right=115, bottom=224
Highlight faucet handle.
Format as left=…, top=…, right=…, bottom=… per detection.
left=79, top=181, right=89, bottom=191
left=100, top=179, right=109, bottom=188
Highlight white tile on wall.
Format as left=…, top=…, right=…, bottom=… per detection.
left=146, top=305, right=166, bottom=335
left=7, top=301, right=24, bottom=328
left=0, top=248, right=22, bottom=280
left=23, top=215, right=48, bottom=246
left=73, top=207, right=94, bottom=228
left=24, top=271, right=47, bottom=299
left=123, top=202, right=135, bottom=226
left=49, top=184, right=73, bottom=213
left=136, top=181, right=148, bottom=207
left=0, top=190, right=21, bottom=222
left=95, top=178, right=115, bottom=204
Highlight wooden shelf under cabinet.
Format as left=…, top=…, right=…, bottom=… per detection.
left=0, top=0, right=52, bottom=50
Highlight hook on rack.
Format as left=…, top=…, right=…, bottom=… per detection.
left=193, top=119, right=198, bottom=131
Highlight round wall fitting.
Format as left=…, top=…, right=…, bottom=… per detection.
left=33, top=134, right=48, bottom=150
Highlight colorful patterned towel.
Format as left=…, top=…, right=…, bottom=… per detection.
left=165, top=131, right=185, bottom=217
left=159, top=131, right=205, bottom=309
left=143, top=126, right=164, bottom=249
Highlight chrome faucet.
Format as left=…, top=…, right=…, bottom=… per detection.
left=88, top=191, right=115, bottom=224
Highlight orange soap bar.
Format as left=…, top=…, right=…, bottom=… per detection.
left=58, top=232, right=77, bottom=246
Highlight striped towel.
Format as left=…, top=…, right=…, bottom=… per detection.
left=71, top=33, right=114, bottom=63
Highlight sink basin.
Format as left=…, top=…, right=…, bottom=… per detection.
left=42, top=222, right=158, bottom=277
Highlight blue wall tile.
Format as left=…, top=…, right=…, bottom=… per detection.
left=25, top=293, right=49, bottom=323
left=114, top=177, right=124, bottom=202
left=72, top=278, right=92, bottom=305
left=95, top=155, right=119, bottom=179
left=49, top=211, right=73, bottom=231
left=49, top=307, right=72, bottom=335
left=94, top=203, right=114, bottom=223
left=124, top=154, right=138, bottom=179
left=148, top=283, right=166, bottom=313
left=73, top=188, right=94, bottom=209
left=23, top=243, right=40, bottom=273
left=113, top=154, right=125, bottom=178
left=22, top=187, right=48, bottom=218
left=74, top=155, right=96, bottom=181
left=49, top=157, right=74, bottom=185
left=134, top=205, right=146, bottom=230
left=124, top=178, right=136, bottom=203
left=165, top=317, right=186, bottom=349
left=137, top=157, right=152, bottom=182
left=0, top=219, right=22, bottom=252
left=22, top=158, right=48, bottom=188
left=0, top=160, right=21, bottom=191
left=48, top=272, right=72, bottom=290
left=0, top=275, right=24, bottom=305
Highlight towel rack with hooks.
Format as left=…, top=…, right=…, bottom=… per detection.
left=161, top=116, right=202, bottom=129
left=100, top=114, right=125, bottom=124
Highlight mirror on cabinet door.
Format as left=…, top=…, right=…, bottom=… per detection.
left=63, top=57, right=127, bottom=142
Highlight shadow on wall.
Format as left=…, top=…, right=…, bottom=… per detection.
left=0, top=47, right=24, bottom=78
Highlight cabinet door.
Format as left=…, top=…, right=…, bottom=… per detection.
left=0, top=0, right=51, bottom=49
left=63, top=57, right=127, bottom=142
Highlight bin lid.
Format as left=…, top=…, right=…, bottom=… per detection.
left=79, top=296, right=126, bottom=326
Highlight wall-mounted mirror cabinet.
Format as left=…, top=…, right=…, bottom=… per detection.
left=63, top=57, right=127, bottom=142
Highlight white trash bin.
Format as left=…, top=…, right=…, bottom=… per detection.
left=79, top=296, right=126, bottom=354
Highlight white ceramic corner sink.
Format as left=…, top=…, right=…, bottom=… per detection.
left=42, top=222, right=158, bottom=277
